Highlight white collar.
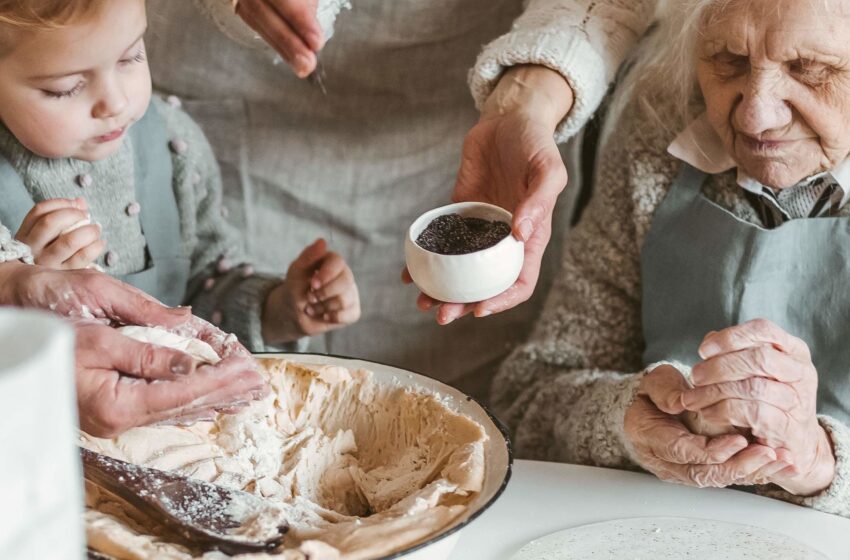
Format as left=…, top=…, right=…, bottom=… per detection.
left=667, top=113, right=850, bottom=205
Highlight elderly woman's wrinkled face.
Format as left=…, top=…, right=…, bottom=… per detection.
left=697, top=0, right=850, bottom=189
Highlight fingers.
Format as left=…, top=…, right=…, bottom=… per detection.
left=269, top=0, right=323, bottom=50
left=699, top=319, right=811, bottom=361
left=78, top=355, right=266, bottom=437
left=95, top=275, right=193, bottom=328
left=237, top=0, right=317, bottom=77
left=179, top=315, right=253, bottom=359
left=64, top=239, right=107, bottom=269
left=641, top=365, right=691, bottom=415
left=699, top=399, right=793, bottom=447
left=16, top=198, right=87, bottom=241
left=291, top=238, right=328, bottom=273
left=512, top=152, right=567, bottom=242
left=76, top=323, right=196, bottom=380
left=401, top=267, right=413, bottom=284
left=19, top=207, right=91, bottom=254
left=682, top=377, right=799, bottom=413
left=655, top=444, right=778, bottom=488
left=628, top=395, right=748, bottom=465
left=39, top=224, right=103, bottom=268
left=310, top=251, right=347, bottom=292
left=692, top=345, right=808, bottom=386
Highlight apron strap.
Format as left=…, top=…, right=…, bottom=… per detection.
left=127, top=102, right=180, bottom=262
left=0, top=152, right=36, bottom=235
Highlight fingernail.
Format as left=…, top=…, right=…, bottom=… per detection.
left=699, top=340, right=721, bottom=358
left=311, top=278, right=322, bottom=290
left=517, top=219, right=533, bottom=242
left=305, top=306, right=316, bottom=317
left=295, top=54, right=312, bottom=77
left=307, top=292, right=319, bottom=304
left=476, top=309, right=492, bottom=318
left=170, top=355, right=194, bottom=375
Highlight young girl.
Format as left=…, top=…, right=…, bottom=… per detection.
left=0, top=0, right=361, bottom=350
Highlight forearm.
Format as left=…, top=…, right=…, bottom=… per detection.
left=481, top=65, right=574, bottom=132
left=470, top=0, right=657, bottom=141
left=496, top=349, right=643, bottom=468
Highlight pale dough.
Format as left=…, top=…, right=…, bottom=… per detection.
left=118, top=326, right=221, bottom=365
left=82, top=359, right=487, bottom=559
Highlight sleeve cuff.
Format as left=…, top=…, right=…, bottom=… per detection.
left=218, top=274, right=280, bottom=353
left=469, top=29, right=610, bottom=143
left=757, top=415, right=850, bottom=518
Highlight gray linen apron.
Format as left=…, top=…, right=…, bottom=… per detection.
left=145, top=0, right=579, bottom=394
left=0, top=104, right=190, bottom=307
left=641, top=164, right=850, bottom=424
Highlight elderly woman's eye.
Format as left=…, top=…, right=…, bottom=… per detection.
left=707, top=52, right=749, bottom=78
left=789, top=59, right=835, bottom=86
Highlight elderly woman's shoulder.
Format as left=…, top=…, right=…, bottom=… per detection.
left=598, top=92, right=683, bottom=195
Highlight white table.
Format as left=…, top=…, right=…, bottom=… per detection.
left=449, top=460, right=850, bottom=560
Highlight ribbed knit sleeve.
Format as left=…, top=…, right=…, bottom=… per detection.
left=469, top=0, right=657, bottom=142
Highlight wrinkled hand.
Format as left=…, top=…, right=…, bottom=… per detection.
left=624, top=365, right=789, bottom=488
left=263, top=238, right=361, bottom=343
left=682, top=320, right=836, bottom=495
left=75, top=320, right=266, bottom=437
left=16, top=198, right=105, bottom=270
left=0, top=262, right=267, bottom=436
left=403, top=66, right=572, bottom=324
left=235, top=0, right=324, bottom=77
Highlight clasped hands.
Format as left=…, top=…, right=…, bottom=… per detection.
left=625, top=319, right=836, bottom=496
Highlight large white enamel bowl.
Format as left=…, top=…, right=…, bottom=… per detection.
left=260, top=353, right=513, bottom=560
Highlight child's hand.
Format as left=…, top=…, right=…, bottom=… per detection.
left=262, top=239, right=361, bottom=343
left=16, top=198, right=104, bottom=270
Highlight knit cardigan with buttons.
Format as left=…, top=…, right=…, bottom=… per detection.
left=0, top=96, right=285, bottom=352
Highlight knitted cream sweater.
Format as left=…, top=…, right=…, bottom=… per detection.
left=493, top=92, right=850, bottom=518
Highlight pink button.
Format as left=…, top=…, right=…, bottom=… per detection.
left=203, top=277, right=216, bottom=291
left=241, top=265, right=255, bottom=278
left=126, top=202, right=141, bottom=216
left=105, top=251, right=119, bottom=267
left=166, top=95, right=182, bottom=108
left=211, top=310, right=223, bottom=325
left=76, top=174, right=93, bottom=188
left=192, top=172, right=202, bottom=185
left=169, top=139, right=188, bottom=155
left=216, top=257, right=231, bottom=274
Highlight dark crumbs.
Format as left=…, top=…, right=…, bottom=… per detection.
left=416, top=213, right=512, bottom=255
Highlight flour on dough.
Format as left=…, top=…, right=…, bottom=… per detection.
left=118, top=326, right=221, bottom=364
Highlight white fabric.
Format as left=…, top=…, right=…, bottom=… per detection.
left=0, top=223, right=33, bottom=264
left=668, top=113, right=850, bottom=209
left=0, top=310, right=82, bottom=560
left=145, top=0, right=641, bottom=387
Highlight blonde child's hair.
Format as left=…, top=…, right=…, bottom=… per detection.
left=0, top=0, right=107, bottom=28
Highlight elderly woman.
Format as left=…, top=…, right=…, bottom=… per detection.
left=494, top=0, right=850, bottom=517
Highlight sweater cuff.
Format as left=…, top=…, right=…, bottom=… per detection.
left=218, top=273, right=280, bottom=353
left=757, top=415, right=850, bottom=518
left=469, top=29, right=610, bottom=143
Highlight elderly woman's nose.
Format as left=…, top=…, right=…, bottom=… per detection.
left=734, top=78, right=793, bottom=136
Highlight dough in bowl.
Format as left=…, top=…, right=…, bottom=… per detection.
left=81, top=359, right=487, bottom=559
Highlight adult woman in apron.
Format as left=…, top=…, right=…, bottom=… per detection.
left=493, top=0, right=850, bottom=518
left=144, top=0, right=656, bottom=397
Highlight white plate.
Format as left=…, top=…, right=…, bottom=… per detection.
left=258, top=353, right=513, bottom=560
left=510, top=517, right=828, bottom=560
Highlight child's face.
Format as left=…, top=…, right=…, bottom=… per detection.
left=0, top=0, right=151, bottom=161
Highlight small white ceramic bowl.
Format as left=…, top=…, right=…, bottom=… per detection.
left=405, top=202, right=524, bottom=304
